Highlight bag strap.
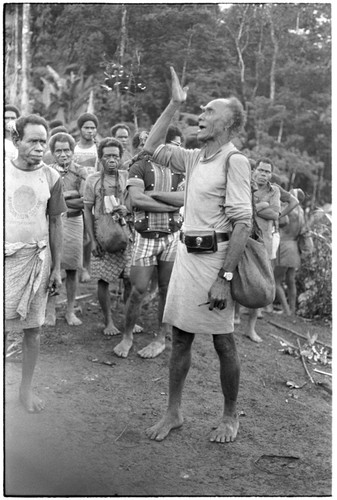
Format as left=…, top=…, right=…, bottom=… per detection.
left=99, top=169, right=120, bottom=215
left=223, top=151, right=261, bottom=237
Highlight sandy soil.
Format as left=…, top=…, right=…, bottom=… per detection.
left=4, top=280, right=332, bottom=497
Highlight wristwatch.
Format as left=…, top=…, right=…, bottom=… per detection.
left=218, top=268, right=233, bottom=281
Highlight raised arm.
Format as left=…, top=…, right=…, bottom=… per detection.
left=144, top=67, right=188, bottom=154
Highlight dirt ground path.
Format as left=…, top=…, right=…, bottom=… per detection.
left=5, top=281, right=332, bottom=496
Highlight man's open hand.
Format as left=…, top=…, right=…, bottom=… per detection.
left=170, top=66, right=188, bottom=104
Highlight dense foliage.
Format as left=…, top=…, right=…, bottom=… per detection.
left=296, top=212, right=332, bottom=320
left=4, top=3, right=331, bottom=205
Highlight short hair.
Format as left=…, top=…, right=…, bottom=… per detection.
left=132, top=130, right=149, bottom=150
left=12, top=114, right=49, bottom=141
left=77, top=112, right=98, bottom=129
left=165, top=125, right=183, bottom=144
left=110, top=123, right=130, bottom=137
left=97, top=137, right=123, bottom=160
left=49, top=132, right=76, bottom=153
left=50, top=125, right=68, bottom=136
left=49, top=119, right=64, bottom=129
left=256, top=157, right=274, bottom=172
left=227, top=97, right=246, bottom=135
left=5, top=104, right=21, bottom=118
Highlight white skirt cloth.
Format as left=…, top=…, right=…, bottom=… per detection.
left=163, top=239, right=234, bottom=334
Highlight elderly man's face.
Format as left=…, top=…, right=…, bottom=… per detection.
left=101, top=146, right=121, bottom=174
left=197, top=99, right=233, bottom=142
left=52, top=140, right=73, bottom=168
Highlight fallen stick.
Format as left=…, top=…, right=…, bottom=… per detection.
left=313, top=368, right=332, bottom=377
left=297, top=339, right=315, bottom=384
left=267, top=320, right=332, bottom=350
left=115, top=424, right=128, bottom=442
left=57, top=293, right=92, bottom=305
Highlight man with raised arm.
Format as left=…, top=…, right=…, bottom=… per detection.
left=143, top=67, right=252, bottom=443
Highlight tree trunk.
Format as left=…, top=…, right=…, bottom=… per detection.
left=226, top=4, right=250, bottom=104
left=118, top=4, right=128, bottom=119
left=119, top=4, right=127, bottom=63
left=252, top=11, right=264, bottom=99
left=181, top=30, right=194, bottom=87
left=9, top=4, right=20, bottom=104
left=277, top=119, right=284, bottom=143
left=87, top=90, right=95, bottom=114
left=21, top=4, right=31, bottom=113
left=267, top=6, right=278, bottom=103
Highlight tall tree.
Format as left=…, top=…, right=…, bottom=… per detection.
left=21, top=4, right=31, bottom=113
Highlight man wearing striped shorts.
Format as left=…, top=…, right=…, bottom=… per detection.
left=113, top=151, right=185, bottom=358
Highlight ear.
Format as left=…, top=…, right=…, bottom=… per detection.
left=225, top=118, right=234, bottom=130
left=11, top=131, right=20, bottom=148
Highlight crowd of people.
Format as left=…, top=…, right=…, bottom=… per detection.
left=4, top=68, right=312, bottom=443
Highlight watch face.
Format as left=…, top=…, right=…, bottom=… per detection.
left=224, top=272, right=233, bottom=281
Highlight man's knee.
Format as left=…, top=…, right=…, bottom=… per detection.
left=172, top=327, right=194, bottom=352
left=66, top=269, right=77, bottom=280
left=128, top=284, right=147, bottom=306
left=23, top=327, right=41, bottom=344
left=213, top=333, right=237, bottom=356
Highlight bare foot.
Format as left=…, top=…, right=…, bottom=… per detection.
left=80, top=269, right=91, bottom=283
left=145, top=412, right=183, bottom=441
left=113, top=338, right=133, bottom=358
left=275, top=309, right=292, bottom=316
left=65, top=312, right=82, bottom=326
left=103, top=321, right=120, bottom=336
left=246, top=330, right=263, bottom=343
left=133, top=324, right=144, bottom=334
left=138, top=340, right=165, bottom=358
left=44, top=313, right=56, bottom=326
left=210, top=415, right=239, bottom=443
left=19, top=387, right=45, bottom=413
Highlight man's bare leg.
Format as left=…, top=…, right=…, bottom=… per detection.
left=246, top=308, right=263, bottom=342
left=210, top=333, right=240, bottom=443
left=274, top=266, right=291, bottom=315
left=20, top=327, right=45, bottom=413
left=114, top=266, right=153, bottom=358
left=138, top=261, right=173, bottom=358
left=123, top=276, right=143, bottom=334
left=65, top=269, right=82, bottom=325
left=44, top=295, right=57, bottom=326
left=80, top=228, right=91, bottom=282
left=98, top=279, right=120, bottom=335
left=285, top=268, right=297, bottom=314
left=234, top=302, right=241, bottom=325
left=146, top=328, right=194, bottom=441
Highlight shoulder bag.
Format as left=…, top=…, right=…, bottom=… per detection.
left=95, top=170, right=129, bottom=253
left=224, top=152, right=276, bottom=308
